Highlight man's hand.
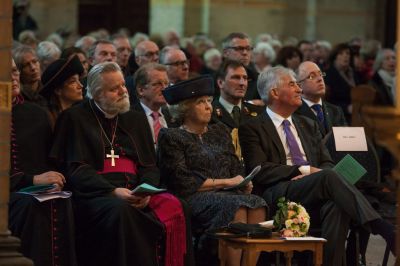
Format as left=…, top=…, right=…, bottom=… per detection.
left=33, top=171, right=66, bottom=191
left=310, top=167, right=322, bottom=173
left=113, top=188, right=150, bottom=209
left=291, top=174, right=306, bottom=181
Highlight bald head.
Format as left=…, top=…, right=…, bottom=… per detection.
left=297, top=61, right=326, bottom=102
left=135, top=40, right=160, bottom=66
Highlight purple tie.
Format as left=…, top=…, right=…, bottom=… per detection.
left=282, top=120, right=309, bottom=165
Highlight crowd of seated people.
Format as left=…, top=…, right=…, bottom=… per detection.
left=8, top=25, right=398, bottom=266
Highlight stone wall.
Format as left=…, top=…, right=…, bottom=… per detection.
left=29, top=0, right=78, bottom=40
left=29, top=0, right=383, bottom=46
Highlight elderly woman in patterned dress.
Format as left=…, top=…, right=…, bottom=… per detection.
left=157, top=75, right=267, bottom=266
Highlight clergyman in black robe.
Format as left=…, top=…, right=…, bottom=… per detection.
left=50, top=62, right=190, bottom=266
left=9, top=93, right=77, bottom=266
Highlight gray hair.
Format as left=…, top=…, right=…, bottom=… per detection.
left=12, top=45, right=37, bottom=70
left=37, top=41, right=61, bottom=64
left=130, top=32, right=149, bottom=48
left=87, top=39, right=114, bottom=60
left=86, top=62, right=121, bottom=99
left=168, top=98, right=195, bottom=124
left=222, top=32, right=250, bottom=50
left=159, top=46, right=180, bottom=64
left=203, top=48, right=221, bottom=62
left=254, top=42, right=276, bottom=63
left=257, top=66, right=296, bottom=104
left=373, top=48, right=395, bottom=72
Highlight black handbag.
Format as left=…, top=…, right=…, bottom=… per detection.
left=206, top=222, right=272, bottom=239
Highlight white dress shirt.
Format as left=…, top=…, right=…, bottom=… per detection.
left=219, top=96, right=242, bottom=116
left=266, top=107, right=310, bottom=175
left=140, top=102, right=168, bottom=146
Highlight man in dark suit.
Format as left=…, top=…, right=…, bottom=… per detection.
left=239, top=66, right=395, bottom=266
left=212, top=60, right=263, bottom=159
left=132, top=63, right=175, bottom=149
left=295, top=61, right=347, bottom=136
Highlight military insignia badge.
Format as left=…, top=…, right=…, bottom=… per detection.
left=250, top=112, right=258, bottom=117
left=216, top=108, right=222, bottom=117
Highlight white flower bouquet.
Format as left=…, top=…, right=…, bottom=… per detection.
left=273, top=197, right=310, bottom=237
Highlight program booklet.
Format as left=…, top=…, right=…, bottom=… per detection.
left=333, top=154, right=367, bottom=184
left=131, top=183, right=167, bottom=196
left=18, top=185, right=72, bottom=202
left=223, top=165, right=261, bottom=191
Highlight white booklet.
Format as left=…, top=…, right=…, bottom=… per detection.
left=17, top=190, right=72, bottom=203
left=283, top=237, right=327, bottom=241
left=223, top=165, right=261, bottom=191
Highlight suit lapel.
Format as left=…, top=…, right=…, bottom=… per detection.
left=260, top=112, right=287, bottom=163
left=212, top=101, right=237, bottom=128
left=322, top=102, right=332, bottom=132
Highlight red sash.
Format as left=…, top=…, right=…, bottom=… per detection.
left=97, top=156, right=137, bottom=175
left=149, top=193, right=186, bottom=266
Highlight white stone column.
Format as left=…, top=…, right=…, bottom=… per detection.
left=149, top=0, right=185, bottom=37
left=305, top=0, right=316, bottom=40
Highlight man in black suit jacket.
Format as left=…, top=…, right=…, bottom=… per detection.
left=295, top=61, right=347, bottom=136
left=239, top=66, right=395, bottom=266
left=132, top=63, right=176, bottom=148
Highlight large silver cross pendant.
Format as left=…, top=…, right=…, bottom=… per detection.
left=106, top=149, right=120, bottom=167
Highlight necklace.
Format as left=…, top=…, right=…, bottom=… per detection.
left=90, top=101, right=120, bottom=166
left=181, top=124, right=208, bottom=140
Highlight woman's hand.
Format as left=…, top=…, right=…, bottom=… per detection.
left=113, top=188, right=151, bottom=209
left=33, top=171, right=66, bottom=191
left=240, top=181, right=253, bottom=194
left=228, top=175, right=244, bottom=187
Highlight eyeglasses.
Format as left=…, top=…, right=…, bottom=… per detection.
left=164, top=60, right=189, bottom=67
left=138, top=51, right=159, bottom=58
left=147, top=80, right=169, bottom=88
left=226, top=46, right=253, bottom=52
left=297, top=71, right=326, bottom=83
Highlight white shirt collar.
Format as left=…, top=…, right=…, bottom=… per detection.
left=266, top=107, right=293, bottom=128
left=140, top=101, right=162, bottom=117
left=219, top=96, right=242, bottom=114
left=302, top=97, right=323, bottom=108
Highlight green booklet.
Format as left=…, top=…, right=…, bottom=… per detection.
left=223, top=165, right=261, bottom=191
left=333, top=154, right=367, bottom=184
left=19, top=184, right=56, bottom=194
left=131, top=183, right=166, bottom=196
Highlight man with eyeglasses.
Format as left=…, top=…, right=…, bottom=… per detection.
left=132, top=63, right=177, bottom=148
left=160, top=46, right=189, bottom=85
left=125, top=40, right=161, bottom=104
left=135, top=40, right=160, bottom=66
left=239, top=66, right=395, bottom=266
left=222, top=32, right=262, bottom=105
left=295, top=61, right=347, bottom=136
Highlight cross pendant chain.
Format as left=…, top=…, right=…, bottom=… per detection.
left=106, top=149, right=120, bottom=167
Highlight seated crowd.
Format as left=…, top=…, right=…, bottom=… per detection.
left=9, top=27, right=397, bottom=266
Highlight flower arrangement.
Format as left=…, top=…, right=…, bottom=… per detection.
left=273, top=197, right=310, bottom=237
